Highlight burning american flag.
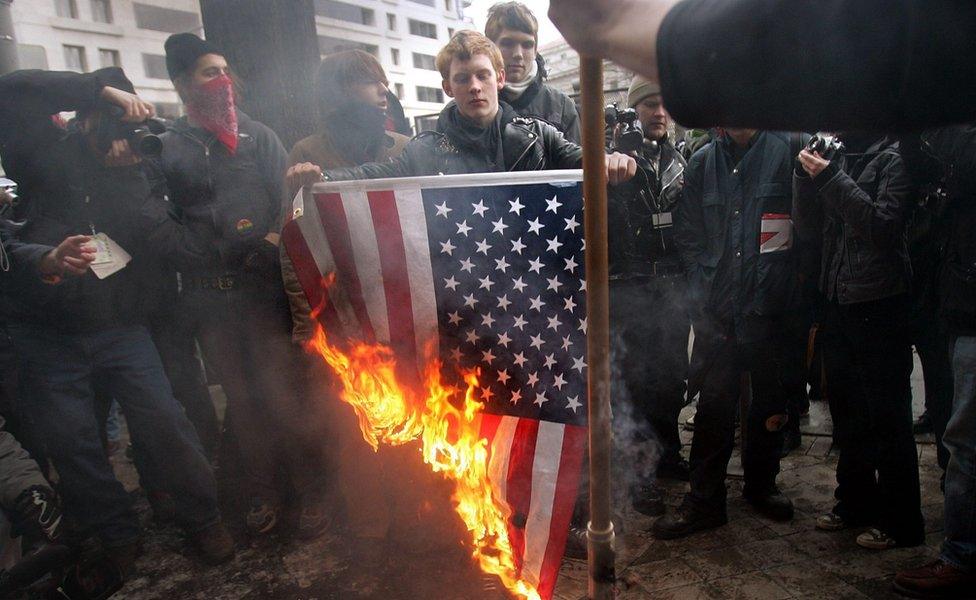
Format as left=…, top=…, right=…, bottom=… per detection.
left=281, top=170, right=588, bottom=599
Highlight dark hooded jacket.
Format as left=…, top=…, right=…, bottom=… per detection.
left=674, top=131, right=806, bottom=340
left=501, top=55, right=581, bottom=144
left=0, top=68, right=209, bottom=332
left=794, top=135, right=913, bottom=306
left=323, top=102, right=582, bottom=181
left=152, top=110, right=288, bottom=274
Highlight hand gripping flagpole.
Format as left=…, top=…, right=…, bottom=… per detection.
left=581, top=56, right=615, bottom=600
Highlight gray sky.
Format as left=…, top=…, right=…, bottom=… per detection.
left=464, top=0, right=563, bottom=46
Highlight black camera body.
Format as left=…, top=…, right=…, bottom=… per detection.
left=605, top=103, right=644, bottom=154
left=807, top=133, right=845, bottom=161
left=97, top=106, right=167, bottom=158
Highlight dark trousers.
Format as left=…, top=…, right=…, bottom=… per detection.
left=910, top=308, right=953, bottom=470
left=610, top=277, right=690, bottom=478
left=8, top=324, right=219, bottom=546
left=687, top=326, right=789, bottom=513
left=181, top=279, right=323, bottom=503
left=823, top=295, right=925, bottom=545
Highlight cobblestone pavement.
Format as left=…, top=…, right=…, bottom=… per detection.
left=108, top=362, right=943, bottom=599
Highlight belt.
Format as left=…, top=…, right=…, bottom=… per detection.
left=649, top=262, right=684, bottom=278
left=183, top=274, right=241, bottom=291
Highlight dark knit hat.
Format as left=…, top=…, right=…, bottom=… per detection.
left=164, top=33, right=222, bottom=81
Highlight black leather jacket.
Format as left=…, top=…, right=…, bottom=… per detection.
left=608, top=139, right=686, bottom=278
left=151, top=112, right=288, bottom=275
left=323, top=103, right=582, bottom=181
left=794, top=136, right=913, bottom=305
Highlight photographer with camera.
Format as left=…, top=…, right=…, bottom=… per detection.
left=794, top=133, right=924, bottom=551
left=0, top=66, right=233, bottom=576
left=665, top=128, right=807, bottom=540
left=606, top=76, right=689, bottom=502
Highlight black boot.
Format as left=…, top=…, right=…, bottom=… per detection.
left=651, top=501, right=727, bottom=540
left=743, top=488, right=794, bottom=522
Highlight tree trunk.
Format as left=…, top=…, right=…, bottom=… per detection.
left=198, top=0, right=319, bottom=149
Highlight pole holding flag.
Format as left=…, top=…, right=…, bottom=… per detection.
left=580, top=56, right=615, bottom=599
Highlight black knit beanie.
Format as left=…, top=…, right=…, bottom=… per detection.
left=164, top=33, right=222, bottom=81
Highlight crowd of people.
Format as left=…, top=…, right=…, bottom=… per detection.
left=0, top=1, right=972, bottom=598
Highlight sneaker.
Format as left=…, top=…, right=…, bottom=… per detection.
left=631, top=484, right=665, bottom=517
left=245, top=498, right=279, bottom=536
left=857, top=528, right=897, bottom=550
left=743, top=488, right=794, bottom=522
left=191, top=522, right=235, bottom=565
left=296, top=492, right=330, bottom=540
left=816, top=512, right=848, bottom=531
left=651, top=502, right=727, bottom=540
left=894, top=559, right=976, bottom=598
left=912, top=411, right=934, bottom=435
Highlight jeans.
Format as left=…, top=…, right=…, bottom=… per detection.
left=822, top=296, right=924, bottom=545
left=8, top=324, right=219, bottom=546
left=911, top=308, right=954, bottom=470
left=686, top=325, right=789, bottom=513
left=942, top=335, right=976, bottom=571
left=610, top=277, right=690, bottom=476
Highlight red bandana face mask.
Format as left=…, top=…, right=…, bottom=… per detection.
left=186, top=74, right=238, bottom=154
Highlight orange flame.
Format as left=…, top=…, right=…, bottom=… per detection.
left=305, top=319, right=541, bottom=600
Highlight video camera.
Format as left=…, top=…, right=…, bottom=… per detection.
left=807, top=133, right=845, bottom=161
left=605, top=102, right=643, bottom=154
left=95, top=106, right=167, bottom=158
left=0, top=544, right=123, bottom=600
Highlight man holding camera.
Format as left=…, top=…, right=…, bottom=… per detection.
left=0, top=67, right=233, bottom=572
left=664, top=128, right=804, bottom=539
left=606, top=76, right=689, bottom=512
left=794, top=133, right=924, bottom=550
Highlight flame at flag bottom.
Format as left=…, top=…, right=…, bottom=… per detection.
left=305, top=299, right=542, bottom=600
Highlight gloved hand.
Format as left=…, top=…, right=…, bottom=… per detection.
left=242, top=238, right=281, bottom=283
left=12, top=486, right=63, bottom=543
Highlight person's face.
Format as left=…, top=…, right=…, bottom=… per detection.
left=635, top=94, right=669, bottom=141
left=442, top=53, right=505, bottom=127
left=347, top=79, right=389, bottom=113
left=176, top=53, right=230, bottom=99
left=494, top=28, right=536, bottom=84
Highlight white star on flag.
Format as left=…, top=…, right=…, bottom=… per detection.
left=528, top=257, right=544, bottom=273
left=511, top=237, right=527, bottom=254
left=543, top=353, right=557, bottom=369
left=564, top=256, right=578, bottom=273
left=471, top=199, right=489, bottom=217
left=564, top=296, right=577, bottom=312
left=444, top=276, right=459, bottom=290
left=464, top=329, right=478, bottom=344
left=492, top=218, right=509, bottom=235
left=440, top=239, right=456, bottom=255
left=566, top=395, right=582, bottom=412
left=529, top=334, right=545, bottom=349
left=572, top=355, right=587, bottom=372
left=553, top=373, right=567, bottom=390
left=497, top=331, right=512, bottom=347
left=529, top=296, right=544, bottom=312
left=478, top=275, right=495, bottom=291
left=546, top=236, right=563, bottom=253
left=481, top=312, right=496, bottom=327
left=463, top=293, right=478, bottom=308
left=513, top=351, right=528, bottom=367
left=547, top=276, right=562, bottom=292
left=456, top=220, right=472, bottom=236
left=494, top=256, right=510, bottom=272
left=448, top=311, right=462, bottom=325
left=512, top=277, right=528, bottom=292
left=545, top=195, right=562, bottom=213
left=497, top=369, right=511, bottom=384
left=508, top=196, right=524, bottom=215
left=513, top=314, right=528, bottom=330
left=534, top=392, right=550, bottom=407
left=476, top=239, right=491, bottom=255
left=481, top=349, right=497, bottom=364
left=459, top=257, right=475, bottom=273
left=564, top=215, right=580, bottom=232
left=527, top=217, right=544, bottom=234
left=527, top=371, right=540, bottom=386
left=435, top=201, right=452, bottom=218
left=497, top=294, right=512, bottom=310
left=546, top=314, right=562, bottom=331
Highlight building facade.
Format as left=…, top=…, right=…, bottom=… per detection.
left=540, top=38, right=632, bottom=106
left=11, top=0, right=472, bottom=124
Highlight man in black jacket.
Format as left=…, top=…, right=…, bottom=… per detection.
left=155, top=33, right=327, bottom=539
left=0, top=67, right=233, bottom=572
left=895, top=125, right=976, bottom=597
left=794, top=133, right=924, bottom=551
left=546, top=0, right=976, bottom=132
left=484, top=2, right=580, bottom=143
left=662, top=129, right=802, bottom=540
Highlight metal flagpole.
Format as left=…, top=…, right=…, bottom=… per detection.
left=581, top=55, right=615, bottom=600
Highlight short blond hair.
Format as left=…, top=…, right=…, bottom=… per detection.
left=435, top=30, right=505, bottom=81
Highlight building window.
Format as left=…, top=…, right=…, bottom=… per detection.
left=416, top=85, right=443, bottom=103
left=408, top=0, right=435, bottom=6
left=142, top=53, right=169, bottom=79
left=386, top=13, right=396, bottom=30
left=314, top=0, right=374, bottom=26
left=63, top=45, right=86, bottom=72
left=445, top=0, right=453, bottom=11
left=55, top=0, right=77, bottom=18
left=390, top=48, right=400, bottom=66
left=318, top=36, right=378, bottom=57
left=133, top=3, right=201, bottom=33
left=408, top=19, right=437, bottom=39
left=98, top=48, right=120, bottom=68
left=448, top=27, right=455, bottom=38
left=17, top=44, right=49, bottom=70
left=91, top=0, right=112, bottom=23
left=394, top=83, right=404, bottom=99
left=412, top=52, right=436, bottom=71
